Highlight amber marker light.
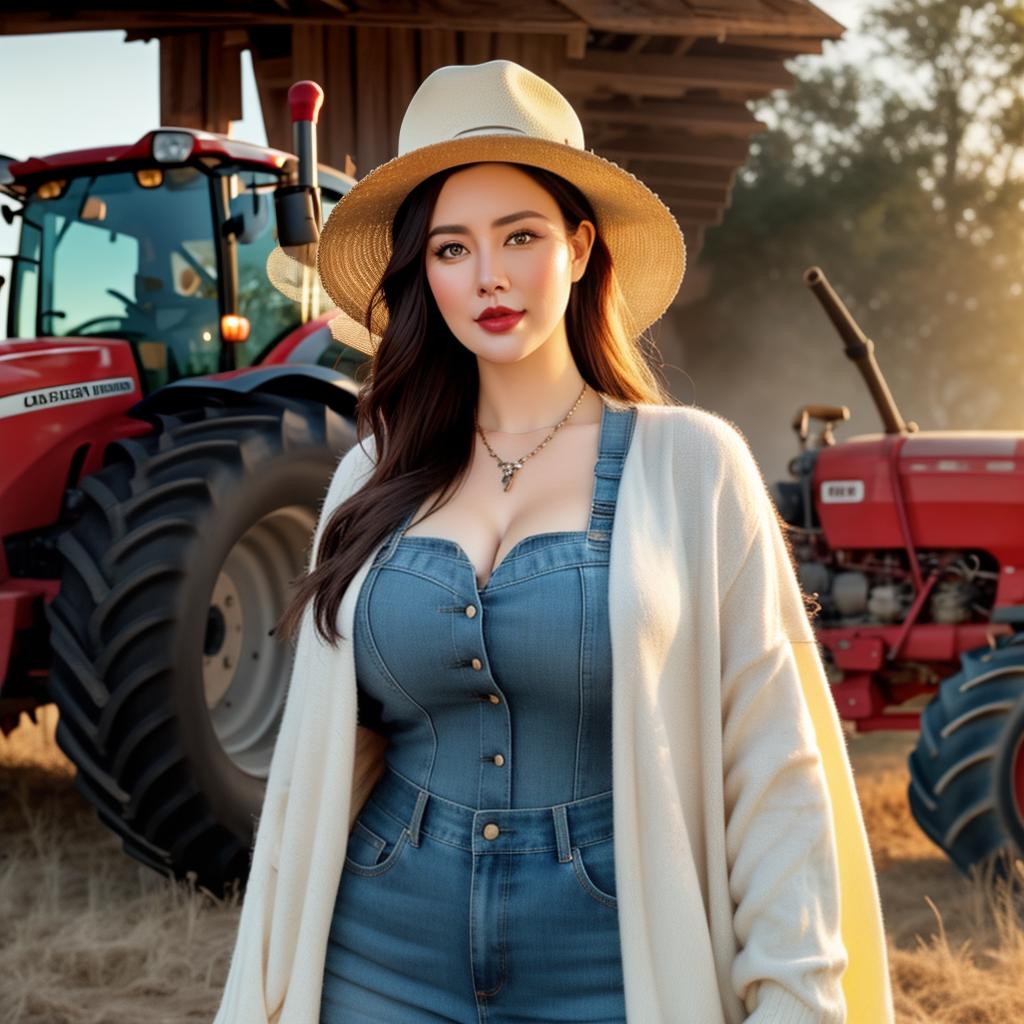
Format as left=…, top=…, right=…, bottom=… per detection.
left=135, top=168, right=164, bottom=188
left=36, top=179, right=66, bottom=199
left=221, top=314, right=251, bottom=343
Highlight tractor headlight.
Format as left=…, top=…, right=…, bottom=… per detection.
left=152, top=132, right=194, bottom=164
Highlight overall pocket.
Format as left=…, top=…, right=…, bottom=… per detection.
left=343, top=799, right=411, bottom=878
left=570, top=835, right=618, bottom=909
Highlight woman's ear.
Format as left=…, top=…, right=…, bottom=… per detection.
left=569, top=219, right=596, bottom=284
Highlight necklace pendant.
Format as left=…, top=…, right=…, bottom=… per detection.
left=498, top=460, right=524, bottom=492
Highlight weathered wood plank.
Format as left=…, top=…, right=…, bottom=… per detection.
left=580, top=95, right=766, bottom=135
left=159, top=30, right=241, bottom=133
left=659, top=200, right=724, bottom=225
left=420, top=26, right=459, bottom=75
left=556, top=50, right=794, bottom=96
left=722, top=33, right=823, bottom=53
left=0, top=1, right=843, bottom=40
left=317, top=27, right=359, bottom=175
left=596, top=129, right=751, bottom=165
left=637, top=181, right=731, bottom=204
left=355, top=26, right=396, bottom=167
left=626, top=159, right=736, bottom=186
left=461, top=29, right=496, bottom=64
left=555, top=0, right=843, bottom=38
left=388, top=27, right=420, bottom=144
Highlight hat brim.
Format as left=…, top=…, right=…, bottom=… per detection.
left=315, top=135, right=686, bottom=352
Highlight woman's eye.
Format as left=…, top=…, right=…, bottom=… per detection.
left=432, top=230, right=537, bottom=260
left=435, top=242, right=465, bottom=259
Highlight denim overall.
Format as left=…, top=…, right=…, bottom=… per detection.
left=320, top=401, right=637, bottom=1024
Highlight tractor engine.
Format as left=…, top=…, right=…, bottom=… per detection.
left=767, top=265, right=1024, bottom=880
left=773, top=432, right=1024, bottom=633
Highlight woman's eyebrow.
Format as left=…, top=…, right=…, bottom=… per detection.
left=427, top=210, right=545, bottom=239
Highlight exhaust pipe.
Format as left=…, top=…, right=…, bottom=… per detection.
left=275, top=80, right=325, bottom=247
left=804, top=266, right=911, bottom=435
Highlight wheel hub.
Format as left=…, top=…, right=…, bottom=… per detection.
left=203, top=504, right=317, bottom=777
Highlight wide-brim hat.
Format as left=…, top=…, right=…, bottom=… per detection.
left=276, top=60, right=686, bottom=356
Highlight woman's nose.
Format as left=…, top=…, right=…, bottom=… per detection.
left=477, top=249, right=509, bottom=295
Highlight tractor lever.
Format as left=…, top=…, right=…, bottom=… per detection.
left=792, top=404, right=850, bottom=449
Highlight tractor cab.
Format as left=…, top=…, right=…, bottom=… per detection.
left=1, top=128, right=358, bottom=392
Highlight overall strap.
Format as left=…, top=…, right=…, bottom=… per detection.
left=587, top=402, right=637, bottom=544
left=377, top=506, right=416, bottom=565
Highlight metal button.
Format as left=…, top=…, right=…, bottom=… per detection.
left=493, top=753, right=505, bottom=767
left=487, top=694, right=500, bottom=704
left=465, top=604, right=477, bottom=618
left=471, top=657, right=483, bottom=670
left=483, top=823, right=500, bottom=840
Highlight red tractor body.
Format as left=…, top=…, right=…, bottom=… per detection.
left=0, top=108, right=365, bottom=892
left=774, top=269, right=1024, bottom=873
left=813, top=432, right=1024, bottom=729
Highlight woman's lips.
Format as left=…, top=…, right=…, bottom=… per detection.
left=476, top=311, right=525, bottom=333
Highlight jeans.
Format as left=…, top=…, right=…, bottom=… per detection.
left=320, top=401, right=636, bottom=1022
left=320, top=765, right=625, bottom=1022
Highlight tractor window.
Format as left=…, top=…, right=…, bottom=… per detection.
left=49, top=217, right=140, bottom=328
left=230, top=172, right=294, bottom=366
left=10, top=167, right=221, bottom=390
left=229, top=170, right=340, bottom=367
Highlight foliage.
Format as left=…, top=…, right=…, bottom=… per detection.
left=693, top=0, right=1024, bottom=429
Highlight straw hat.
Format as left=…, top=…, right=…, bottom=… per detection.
left=277, top=59, right=686, bottom=356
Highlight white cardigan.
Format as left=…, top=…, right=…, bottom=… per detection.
left=213, top=400, right=894, bottom=1024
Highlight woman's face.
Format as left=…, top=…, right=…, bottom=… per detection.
left=424, top=163, right=595, bottom=365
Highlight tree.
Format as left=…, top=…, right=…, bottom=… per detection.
left=687, top=0, right=1024, bottom=433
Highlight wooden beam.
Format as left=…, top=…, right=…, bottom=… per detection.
left=158, top=30, right=242, bottom=133
left=678, top=222, right=706, bottom=252
left=0, top=4, right=589, bottom=38
left=660, top=201, right=724, bottom=226
left=639, top=182, right=731, bottom=205
left=553, top=1, right=844, bottom=39
left=555, top=50, right=794, bottom=98
left=625, top=160, right=736, bottom=187
left=595, top=129, right=751, bottom=166
left=723, top=34, right=824, bottom=54
left=580, top=96, right=766, bottom=136
left=672, top=35, right=697, bottom=57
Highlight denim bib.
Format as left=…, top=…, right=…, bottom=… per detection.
left=352, top=400, right=636, bottom=808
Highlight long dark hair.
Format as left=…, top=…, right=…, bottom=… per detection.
left=275, top=162, right=676, bottom=648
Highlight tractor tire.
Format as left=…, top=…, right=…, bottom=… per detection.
left=44, top=395, right=355, bottom=896
left=908, top=634, right=1024, bottom=876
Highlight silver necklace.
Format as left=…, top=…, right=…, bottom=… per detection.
left=475, top=383, right=588, bottom=492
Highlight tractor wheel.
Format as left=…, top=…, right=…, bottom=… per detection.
left=44, top=395, right=354, bottom=896
left=908, top=634, right=1024, bottom=876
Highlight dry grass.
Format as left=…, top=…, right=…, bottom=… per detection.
left=1, top=708, right=1022, bottom=1022
left=846, top=729, right=1024, bottom=1024
left=0, top=705, right=240, bottom=1024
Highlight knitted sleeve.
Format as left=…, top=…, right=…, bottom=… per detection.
left=264, top=433, right=377, bottom=787
left=212, top=433, right=376, bottom=1024
left=712, top=418, right=849, bottom=1024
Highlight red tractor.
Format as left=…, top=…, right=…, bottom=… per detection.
left=0, top=84, right=367, bottom=895
left=775, top=267, right=1024, bottom=876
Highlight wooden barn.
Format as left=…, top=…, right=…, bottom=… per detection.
left=1, top=1, right=844, bottom=369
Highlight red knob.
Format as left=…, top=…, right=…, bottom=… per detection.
left=289, top=81, right=324, bottom=124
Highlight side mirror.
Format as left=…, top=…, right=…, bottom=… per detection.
left=274, top=185, right=320, bottom=247
left=226, top=188, right=272, bottom=244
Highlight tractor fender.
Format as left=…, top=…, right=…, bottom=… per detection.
left=129, top=364, right=359, bottom=420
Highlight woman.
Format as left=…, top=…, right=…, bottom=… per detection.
left=214, top=60, right=893, bottom=1024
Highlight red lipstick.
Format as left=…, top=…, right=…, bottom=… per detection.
left=475, top=306, right=525, bottom=333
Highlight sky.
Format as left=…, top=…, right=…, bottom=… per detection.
left=0, top=0, right=872, bottom=333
